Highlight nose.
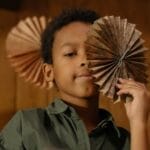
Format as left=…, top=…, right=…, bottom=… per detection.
left=80, top=52, right=89, bottom=68
left=80, top=61, right=89, bottom=67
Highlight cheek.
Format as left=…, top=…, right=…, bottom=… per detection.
left=53, top=65, right=74, bottom=86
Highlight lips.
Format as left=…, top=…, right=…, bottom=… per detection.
left=78, top=73, right=92, bottom=77
left=76, top=71, right=94, bottom=80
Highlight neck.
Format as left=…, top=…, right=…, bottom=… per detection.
left=60, top=94, right=100, bottom=133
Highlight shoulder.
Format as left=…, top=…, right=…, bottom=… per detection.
left=1, top=107, right=46, bottom=134
left=20, top=108, right=46, bottom=122
left=0, top=108, right=47, bottom=149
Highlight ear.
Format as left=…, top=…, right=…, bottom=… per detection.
left=42, top=63, right=54, bottom=82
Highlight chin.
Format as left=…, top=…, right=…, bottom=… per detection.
left=78, top=86, right=99, bottom=98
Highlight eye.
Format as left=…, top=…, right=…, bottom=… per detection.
left=64, top=51, right=77, bottom=57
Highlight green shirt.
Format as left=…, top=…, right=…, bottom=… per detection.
left=0, top=99, right=130, bottom=150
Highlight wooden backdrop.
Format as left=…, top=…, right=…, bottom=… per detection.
left=0, top=0, right=150, bottom=132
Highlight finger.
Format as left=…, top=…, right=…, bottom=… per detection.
left=116, top=84, right=142, bottom=96
left=116, top=82, right=141, bottom=90
left=118, top=78, right=145, bottom=86
left=128, top=78, right=134, bottom=81
left=117, top=78, right=144, bottom=89
left=127, top=78, right=146, bottom=88
left=118, top=78, right=136, bottom=82
left=118, top=78, right=135, bottom=85
left=117, top=88, right=132, bottom=96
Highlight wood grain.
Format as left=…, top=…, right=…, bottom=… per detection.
left=0, top=0, right=150, bottom=134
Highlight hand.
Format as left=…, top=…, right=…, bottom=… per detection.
left=116, top=78, right=150, bottom=125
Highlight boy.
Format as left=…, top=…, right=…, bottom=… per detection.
left=0, top=8, right=149, bottom=150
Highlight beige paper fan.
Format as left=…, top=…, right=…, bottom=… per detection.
left=6, top=16, right=50, bottom=89
left=86, top=16, right=148, bottom=102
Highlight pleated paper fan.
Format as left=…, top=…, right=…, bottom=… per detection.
left=6, top=16, right=50, bottom=89
left=86, top=16, right=148, bottom=102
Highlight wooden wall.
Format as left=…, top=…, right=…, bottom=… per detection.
left=0, top=0, right=150, bottom=132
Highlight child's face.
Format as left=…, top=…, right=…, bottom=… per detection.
left=51, top=22, right=98, bottom=100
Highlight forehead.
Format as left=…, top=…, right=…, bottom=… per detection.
left=53, top=22, right=91, bottom=48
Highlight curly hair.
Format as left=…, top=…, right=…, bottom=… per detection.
left=41, top=8, right=100, bottom=64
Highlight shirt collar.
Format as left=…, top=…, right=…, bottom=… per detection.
left=46, top=98, right=80, bottom=119
left=93, top=109, right=121, bottom=138
left=46, top=98, right=68, bottom=114
left=46, top=98, right=120, bottom=137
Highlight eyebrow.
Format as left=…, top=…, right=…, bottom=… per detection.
left=60, top=42, right=77, bottom=48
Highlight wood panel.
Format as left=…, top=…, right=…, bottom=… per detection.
left=0, top=10, right=18, bottom=128
left=0, top=0, right=150, bottom=134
